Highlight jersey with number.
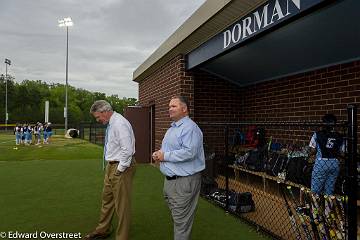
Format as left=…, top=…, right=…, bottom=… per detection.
left=315, top=130, right=343, bottom=159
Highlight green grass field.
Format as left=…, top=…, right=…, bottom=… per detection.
left=0, top=133, right=270, bottom=240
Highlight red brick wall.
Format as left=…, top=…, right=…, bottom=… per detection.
left=138, top=55, right=194, bottom=150
left=193, top=61, right=360, bottom=121
left=241, top=62, right=360, bottom=122
left=193, top=60, right=360, bottom=152
left=138, top=55, right=359, bottom=153
left=190, top=70, right=243, bottom=155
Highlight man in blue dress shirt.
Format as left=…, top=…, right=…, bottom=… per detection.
left=152, top=96, right=205, bottom=240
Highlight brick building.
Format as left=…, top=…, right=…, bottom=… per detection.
left=132, top=0, right=359, bottom=162
left=129, top=0, right=359, bottom=238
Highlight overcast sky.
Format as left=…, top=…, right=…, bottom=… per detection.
left=0, top=0, right=205, bottom=99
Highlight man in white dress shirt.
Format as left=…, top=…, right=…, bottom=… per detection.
left=85, top=100, right=136, bottom=240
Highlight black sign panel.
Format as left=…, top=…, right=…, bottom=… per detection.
left=187, top=0, right=326, bottom=69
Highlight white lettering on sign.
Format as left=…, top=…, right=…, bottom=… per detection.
left=223, top=0, right=301, bottom=49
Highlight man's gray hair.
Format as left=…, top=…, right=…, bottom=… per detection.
left=90, top=100, right=113, bottom=113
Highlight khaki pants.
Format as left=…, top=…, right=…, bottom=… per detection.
left=95, top=159, right=136, bottom=240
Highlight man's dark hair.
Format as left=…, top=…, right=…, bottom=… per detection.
left=322, top=113, right=337, bottom=132
left=172, top=96, right=190, bottom=112
left=322, top=113, right=337, bottom=125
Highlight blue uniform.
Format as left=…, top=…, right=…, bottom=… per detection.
left=310, top=130, right=344, bottom=195
left=15, top=126, right=21, bottom=145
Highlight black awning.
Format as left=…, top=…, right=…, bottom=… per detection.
left=186, top=0, right=360, bottom=86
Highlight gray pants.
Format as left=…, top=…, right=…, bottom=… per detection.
left=163, top=172, right=202, bottom=240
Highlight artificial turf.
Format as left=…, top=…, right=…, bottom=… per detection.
left=0, top=133, right=269, bottom=239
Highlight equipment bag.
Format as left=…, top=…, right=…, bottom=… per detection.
left=302, top=161, right=314, bottom=188
left=244, top=126, right=266, bottom=148
left=230, top=129, right=245, bottom=146
left=237, top=192, right=255, bottom=213
left=286, top=156, right=307, bottom=184
left=270, top=142, right=282, bottom=151
left=266, top=152, right=288, bottom=176
left=245, top=147, right=266, bottom=171
left=229, top=191, right=255, bottom=213
left=209, top=188, right=228, bottom=207
left=245, top=125, right=258, bottom=147
left=201, top=176, right=218, bottom=196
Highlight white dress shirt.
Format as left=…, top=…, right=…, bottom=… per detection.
left=104, top=111, right=135, bottom=172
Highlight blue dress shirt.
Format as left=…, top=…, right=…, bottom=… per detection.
left=160, top=116, right=205, bottom=177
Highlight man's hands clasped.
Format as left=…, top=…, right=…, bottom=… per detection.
left=152, top=150, right=164, bottom=162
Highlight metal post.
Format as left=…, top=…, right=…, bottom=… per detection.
left=5, top=63, right=7, bottom=129
left=58, top=17, right=72, bottom=134
left=65, top=26, right=69, bottom=133
left=94, top=124, right=97, bottom=145
left=346, top=105, right=357, bottom=240
left=88, top=123, right=90, bottom=141
left=224, top=125, right=229, bottom=210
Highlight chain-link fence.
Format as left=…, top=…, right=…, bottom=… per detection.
left=200, top=105, right=358, bottom=240
left=78, top=122, right=106, bottom=145
left=77, top=106, right=358, bottom=239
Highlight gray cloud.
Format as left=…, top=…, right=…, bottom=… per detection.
left=0, top=0, right=205, bottom=98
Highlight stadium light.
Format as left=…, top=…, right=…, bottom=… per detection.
left=4, top=58, right=11, bottom=129
left=58, top=17, right=73, bottom=133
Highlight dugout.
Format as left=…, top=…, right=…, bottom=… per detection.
left=132, top=0, right=359, bottom=239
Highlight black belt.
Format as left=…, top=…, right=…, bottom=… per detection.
left=166, top=175, right=184, bottom=180
left=108, top=161, right=119, bottom=165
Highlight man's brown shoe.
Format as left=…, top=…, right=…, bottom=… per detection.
left=83, top=230, right=111, bottom=240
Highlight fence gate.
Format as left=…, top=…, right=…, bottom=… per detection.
left=124, top=106, right=151, bottom=163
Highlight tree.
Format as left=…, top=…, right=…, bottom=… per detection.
left=0, top=78, right=138, bottom=125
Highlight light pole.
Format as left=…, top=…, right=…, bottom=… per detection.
left=58, top=17, right=73, bottom=133
left=4, top=58, right=11, bottom=129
